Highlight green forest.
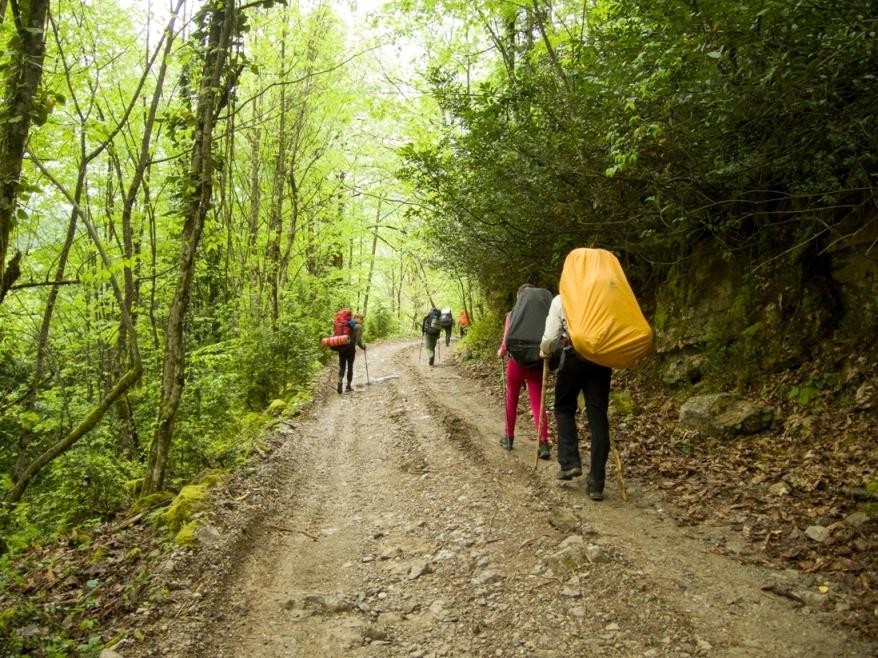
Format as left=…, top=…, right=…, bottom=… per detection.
left=0, top=0, right=876, bottom=653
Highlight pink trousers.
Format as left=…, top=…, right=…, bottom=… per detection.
left=505, top=358, right=549, bottom=442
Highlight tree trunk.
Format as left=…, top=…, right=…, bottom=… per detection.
left=12, top=166, right=85, bottom=479
left=267, top=29, right=288, bottom=327
left=7, top=151, right=143, bottom=505
left=277, top=168, right=299, bottom=292
left=245, top=96, right=262, bottom=318
left=4, top=366, right=142, bottom=504
left=144, top=182, right=160, bottom=349
left=144, top=0, right=241, bottom=494
left=362, top=199, right=382, bottom=317
left=0, top=0, right=51, bottom=302
left=112, top=0, right=183, bottom=458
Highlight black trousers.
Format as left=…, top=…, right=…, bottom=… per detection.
left=554, top=353, right=612, bottom=486
left=337, top=347, right=356, bottom=383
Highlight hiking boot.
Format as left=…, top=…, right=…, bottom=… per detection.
left=336, top=380, right=343, bottom=394
left=538, top=443, right=551, bottom=460
left=345, top=383, right=353, bottom=392
left=429, top=356, right=434, bottom=366
left=499, top=436, right=513, bottom=450
left=587, top=477, right=604, bottom=501
left=556, top=465, right=583, bottom=480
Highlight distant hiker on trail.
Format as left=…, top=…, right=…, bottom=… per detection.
left=497, top=284, right=552, bottom=459
left=337, top=312, right=366, bottom=393
left=422, top=307, right=442, bottom=366
left=458, top=308, right=470, bottom=337
left=439, top=307, right=454, bottom=346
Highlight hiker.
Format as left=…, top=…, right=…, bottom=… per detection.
left=337, top=312, right=366, bottom=393
left=540, top=294, right=612, bottom=501
left=439, top=308, right=454, bottom=346
left=458, top=308, right=470, bottom=337
left=497, top=284, right=552, bottom=459
left=421, top=307, right=442, bottom=366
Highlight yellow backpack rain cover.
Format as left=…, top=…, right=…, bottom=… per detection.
left=559, top=248, right=653, bottom=369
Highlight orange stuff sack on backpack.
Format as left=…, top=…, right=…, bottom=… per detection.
left=559, top=248, right=653, bottom=369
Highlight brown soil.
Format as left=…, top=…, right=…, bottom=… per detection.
left=112, top=338, right=875, bottom=657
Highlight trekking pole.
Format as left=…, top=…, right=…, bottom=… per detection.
left=419, top=337, right=422, bottom=364
left=612, top=444, right=629, bottom=503
left=533, top=358, right=549, bottom=469
left=436, top=341, right=440, bottom=364
left=363, top=347, right=371, bottom=385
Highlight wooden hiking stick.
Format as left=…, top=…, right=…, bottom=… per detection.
left=611, top=444, right=629, bottom=502
left=363, top=347, right=370, bottom=385
left=533, top=358, right=549, bottom=469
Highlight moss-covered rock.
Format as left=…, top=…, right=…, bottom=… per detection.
left=163, top=485, right=209, bottom=531
left=123, top=478, right=144, bottom=496
left=267, top=399, right=287, bottom=416
left=239, top=412, right=268, bottom=439
left=610, top=391, right=636, bottom=416
left=828, top=214, right=878, bottom=337
left=662, top=352, right=706, bottom=385
left=679, top=393, right=773, bottom=437
left=654, top=242, right=742, bottom=354
left=654, top=238, right=851, bottom=386
left=196, top=469, right=226, bottom=488
left=131, top=491, right=175, bottom=513
left=174, top=520, right=199, bottom=546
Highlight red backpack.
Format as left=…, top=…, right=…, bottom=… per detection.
left=333, top=308, right=353, bottom=337
left=321, top=309, right=354, bottom=350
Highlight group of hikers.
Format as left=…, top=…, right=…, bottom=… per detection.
left=493, top=283, right=613, bottom=500
left=322, top=306, right=470, bottom=391
left=495, top=249, right=652, bottom=500
left=420, top=307, right=469, bottom=365
left=323, top=248, right=651, bottom=502
left=491, top=249, right=651, bottom=501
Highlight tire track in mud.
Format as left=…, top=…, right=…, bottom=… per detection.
left=384, top=383, right=430, bottom=476
left=379, top=343, right=708, bottom=653
left=206, top=394, right=379, bottom=655
left=195, top=339, right=506, bottom=657
left=380, top=340, right=874, bottom=657
left=135, top=338, right=875, bottom=658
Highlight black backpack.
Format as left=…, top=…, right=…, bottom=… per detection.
left=423, top=309, right=441, bottom=336
left=439, top=310, right=453, bottom=328
left=505, top=287, right=553, bottom=370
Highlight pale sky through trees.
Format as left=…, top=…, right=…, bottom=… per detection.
left=119, top=0, right=389, bottom=25
left=114, top=0, right=428, bottom=167
left=116, top=0, right=408, bottom=73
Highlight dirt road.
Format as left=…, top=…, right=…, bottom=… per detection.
left=133, top=339, right=875, bottom=657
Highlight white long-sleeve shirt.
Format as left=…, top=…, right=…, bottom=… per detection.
left=540, top=294, right=566, bottom=357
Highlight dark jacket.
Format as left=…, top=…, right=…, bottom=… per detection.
left=351, top=322, right=366, bottom=350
